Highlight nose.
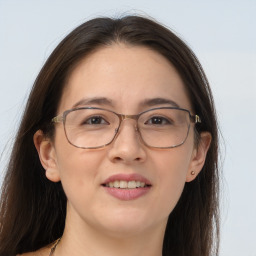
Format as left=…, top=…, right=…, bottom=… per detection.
left=107, top=119, right=147, bottom=164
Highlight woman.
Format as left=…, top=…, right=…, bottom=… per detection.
left=0, top=15, right=220, bottom=256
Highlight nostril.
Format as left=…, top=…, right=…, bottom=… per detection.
left=112, top=155, right=142, bottom=163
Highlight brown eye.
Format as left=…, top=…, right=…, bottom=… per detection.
left=145, top=116, right=172, bottom=125
left=82, top=116, right=109, bottom=125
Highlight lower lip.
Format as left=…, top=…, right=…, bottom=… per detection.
left=102, top=186, right=151, bottom=201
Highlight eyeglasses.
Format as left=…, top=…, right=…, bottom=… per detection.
left=51, top=107, right=201, bottom=149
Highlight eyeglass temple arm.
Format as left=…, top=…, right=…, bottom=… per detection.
left=189, top=114, right=201, bottom=124
left=51, top=115, right=64, bottom=123
left=193, top=115, right=201, bottom=123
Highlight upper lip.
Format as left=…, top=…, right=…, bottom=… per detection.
left=102, top=173, right=152, bottom=185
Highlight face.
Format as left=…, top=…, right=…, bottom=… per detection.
left=35, top=44, right=209, bottom=238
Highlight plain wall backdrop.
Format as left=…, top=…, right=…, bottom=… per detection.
left=0, top=0, right=255, bottom=255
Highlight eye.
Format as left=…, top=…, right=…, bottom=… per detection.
left=145, top=116, right=172, bottom=125
left=82, top=116, right=109, bottom=125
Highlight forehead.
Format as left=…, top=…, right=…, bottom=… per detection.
left=59, top=44, right=192, bottom=113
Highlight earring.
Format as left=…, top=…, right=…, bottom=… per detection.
left=191, top=171, right=195, bottom=175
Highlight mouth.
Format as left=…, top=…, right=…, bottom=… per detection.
left=101, top=173, right=152, bottom=200
left=102, top=180, right=151, bottom=189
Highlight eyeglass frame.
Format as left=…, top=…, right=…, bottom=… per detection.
left=51, top=106, right=201, bottom=149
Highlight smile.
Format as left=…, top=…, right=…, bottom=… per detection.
left=102, top=173, right=152, bottom=200
left=103, top=180, right=149, bottom=189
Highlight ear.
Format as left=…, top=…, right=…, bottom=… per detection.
left=33, top=130, right=61, bottom=182
left=186, top=132, right=212, bottom=182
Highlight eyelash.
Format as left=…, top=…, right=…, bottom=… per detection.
left=83, top=116, right=109, bottom=125
left=145, top=116, right=172, bottom=125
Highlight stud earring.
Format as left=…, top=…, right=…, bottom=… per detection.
left=191, top=171, right=195, bottom=175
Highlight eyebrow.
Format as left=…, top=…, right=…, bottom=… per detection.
left=72, top=97, right=180, bottom=109
left=72, top=97, right=114, bottom=108
left=140, top=98, right=180, bottom=108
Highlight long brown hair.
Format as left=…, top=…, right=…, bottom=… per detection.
left=0, top=15, right=220, bottom=256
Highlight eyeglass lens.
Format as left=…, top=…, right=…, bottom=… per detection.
left=64, top=108, right=190, bottom=148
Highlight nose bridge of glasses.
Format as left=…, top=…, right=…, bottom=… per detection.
left=119, top=114, right=139, bottom=130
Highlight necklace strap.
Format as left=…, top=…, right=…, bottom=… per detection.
left=49, top=237, right=61, bottom=256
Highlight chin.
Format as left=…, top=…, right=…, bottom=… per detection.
left=92, top=208, right=163, bottom=237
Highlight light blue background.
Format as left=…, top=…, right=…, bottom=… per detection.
left=0, top=1, right=255, bottom=255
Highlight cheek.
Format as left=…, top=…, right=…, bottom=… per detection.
left=54, top=129, right=106, bottom=201
left=57, top=151, right=95, bottom=195
left=151, top=146, right=193, bottom=214
left=54, top=127, right=102, bottom=177
left=55, top=148, right=109, bottom=222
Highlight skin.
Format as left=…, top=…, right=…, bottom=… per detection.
left=31, top=44, right=211, bottom=256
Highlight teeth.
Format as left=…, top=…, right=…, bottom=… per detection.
left=105, top=180, right=148, bottom=189
left=128, top=181, right=136, bottom=189
left=120, top=181, right=127, bottom=189
left=113, top=181, right=119, bottom=188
